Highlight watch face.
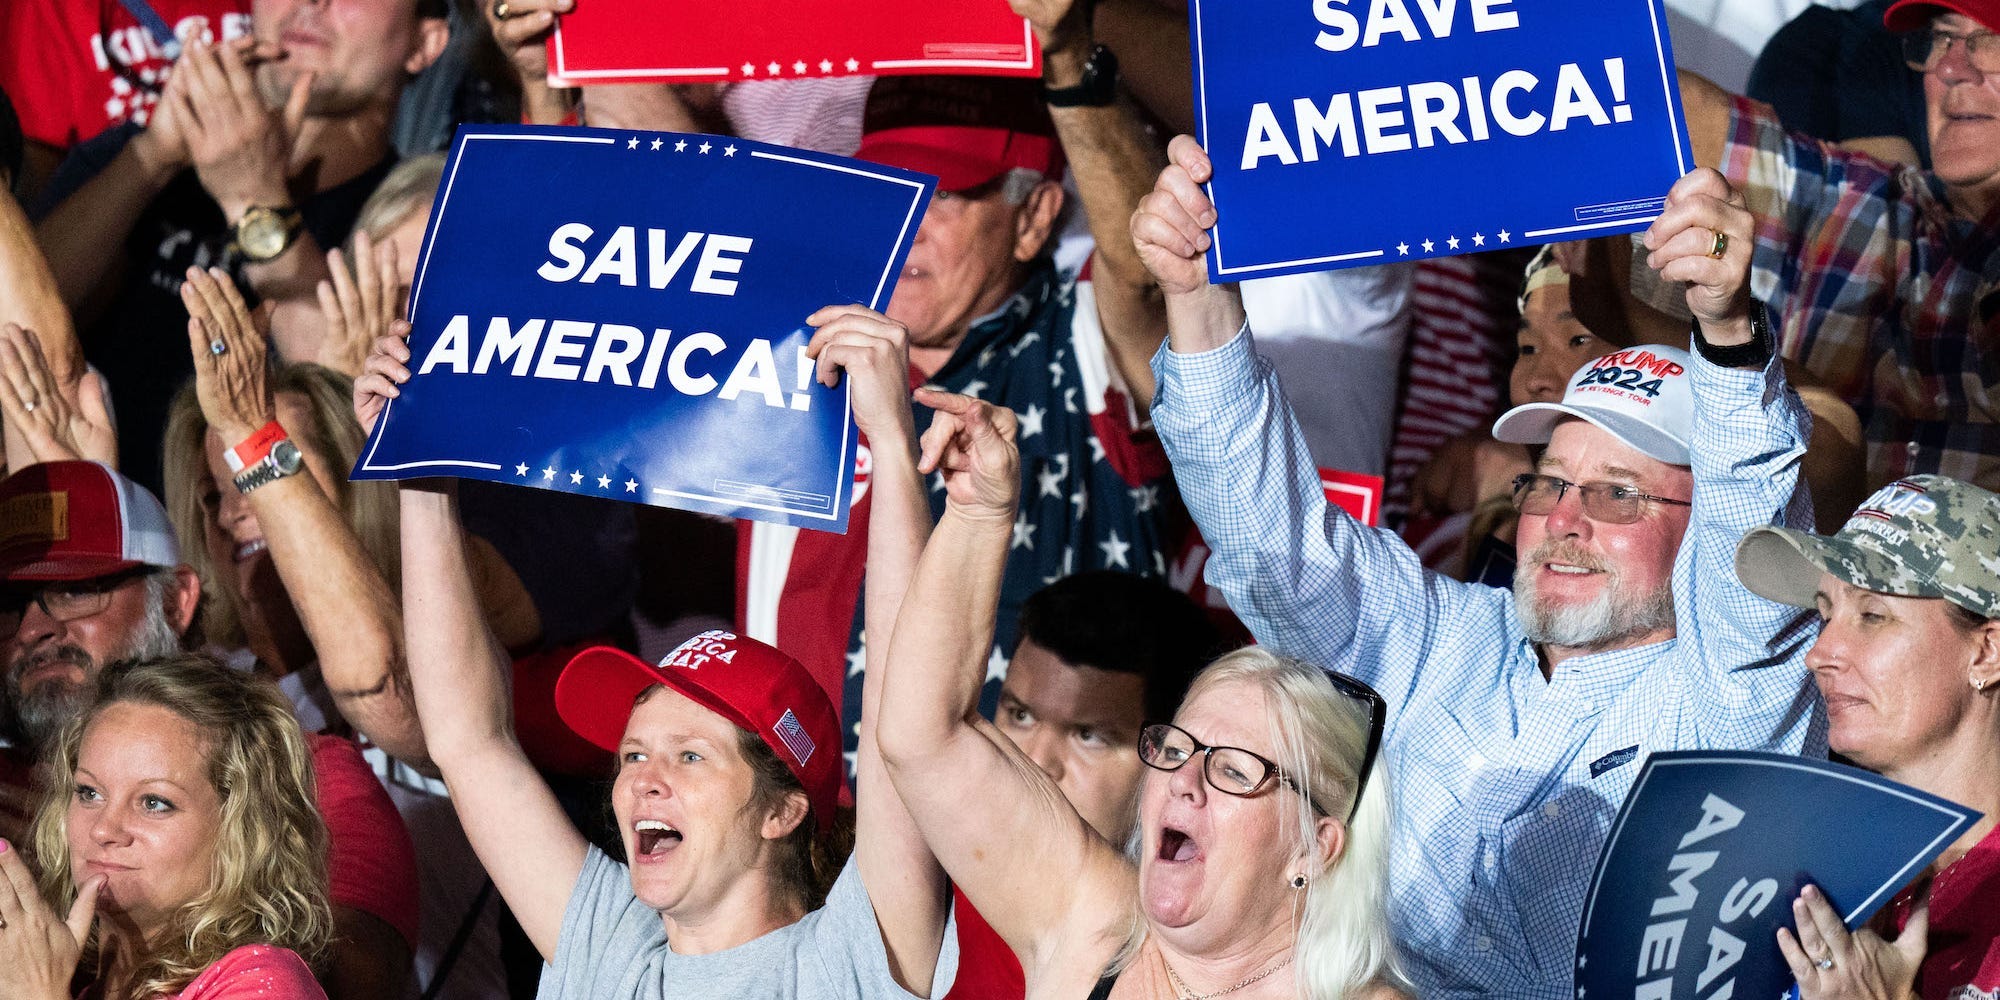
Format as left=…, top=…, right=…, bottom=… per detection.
left=238, top=208, right=295, bottom=261
left=272, top=439, right=305, bottom=474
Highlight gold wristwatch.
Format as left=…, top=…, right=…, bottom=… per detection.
left=232, top=205, right=304, bottom=263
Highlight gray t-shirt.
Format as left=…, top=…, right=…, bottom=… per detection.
left=536, top=847, right=958, bottom=1000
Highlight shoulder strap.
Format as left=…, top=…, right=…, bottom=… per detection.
left=113, top=0, right=181, bottom=52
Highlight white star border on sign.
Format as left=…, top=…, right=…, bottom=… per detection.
left=1396, top=228, right=1516, bottom=258
left=739, top=57, right=863, bottom=78
left=519, top=461, right=642, bottom=497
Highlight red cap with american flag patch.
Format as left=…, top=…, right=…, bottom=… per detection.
left=556, top=630, right=841, bottom=832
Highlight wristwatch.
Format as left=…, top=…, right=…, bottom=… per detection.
left=1691, top=298, right=1774, bottom=369
left=227, top=420, right=305, bottom=494
left=1043, top=44, right=1119, bottom=108
left=232, top=205, right=304, bottom=263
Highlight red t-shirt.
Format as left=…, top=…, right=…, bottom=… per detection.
left=1882, top=824, right=2000, bottom=1000
left=311, top=734, right=421, bottom=951
left=0, top=0, right=250, bottom=149
left=168, top=943, right=326, bottom=1000
left=947, top=887, right=1026, bottom=1000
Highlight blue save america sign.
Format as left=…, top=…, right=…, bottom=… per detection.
left=1191, top=0, right=1694, bottom=279
left=1574, top=751, right=1978, bottom=1000
left=352, top=126, right=935, bottom=533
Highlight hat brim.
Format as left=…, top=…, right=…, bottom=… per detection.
left=1491, top=402, right=1690, bottom=466
left=1734, top=527, right=1942, bottom=610
left=0, top=555, right=149, bottom=584
left=1884, top=0, right=1989, bottom=31
left=555, top=646, right=759, bottom=753
left=855, top=138, right=1008, bottom=193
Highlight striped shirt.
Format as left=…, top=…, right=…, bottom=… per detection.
left=1150, top=325, right=1827, bottom=1000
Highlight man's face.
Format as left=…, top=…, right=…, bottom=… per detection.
left=886, top=183, right=1035, bottom=359
left=252, top=0, right=432, bottom=115
left=1925, top=13, right=2000, bottom=212
left=996, top=638, right=1150, bottom=844
left=3, top=572, right=182, bottom=750
left=1512, top=420, right=1692, bottom=655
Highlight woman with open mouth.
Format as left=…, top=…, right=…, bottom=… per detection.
left=361, top=300, right=955, bottom=999
left=875, top=386, right=1408, bottom=1000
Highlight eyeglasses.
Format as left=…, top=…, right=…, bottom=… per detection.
left=1138, top=672, right=1386, bottom=823
left=1511, top=473, right=1691, bottom=525
left=1901, top=28, right=2000, bottom=74
left=0, top=570, right=151, bottom=632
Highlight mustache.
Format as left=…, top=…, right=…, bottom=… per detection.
left=1524, top=539, right=1608, bottom=574
left=9, top=645, right=95, bottom=685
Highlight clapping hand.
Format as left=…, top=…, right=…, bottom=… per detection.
left=0, top=840, right=102, bottom=1000
left=168, top=35, right=311, bottom=221
left=180, top=266, right=277, bottom=444
left=317, top=231, right=403, bottom=378
left=0, top=324, right=117, bottom=467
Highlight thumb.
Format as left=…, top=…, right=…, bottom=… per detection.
left=1896, top=899, right=1930, bottom=962
left=77, top=370, right=112, bottom=427
left=282, top=71, right=315, bottom=145
left=66, top=875, right=103, bottom=945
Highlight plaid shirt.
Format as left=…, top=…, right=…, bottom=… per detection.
left=1150, top=327, right=1827, bottom=1000
left=1723, top=95, right=2000, bottom=490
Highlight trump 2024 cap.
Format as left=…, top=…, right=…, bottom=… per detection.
left=1490, top=345, right=1694, bottom=466
left=556, top=630, right=842, bottom=832
left=0, top=460, right=181, bottom=582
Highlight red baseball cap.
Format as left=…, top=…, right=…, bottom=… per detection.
left=1885, top=0, right=2000, bottom=31
left=0, top=461, right=181, bottom=582
left=856, top=75, right=1066, bottom=192
left=556, top=630, right=841, bottom=832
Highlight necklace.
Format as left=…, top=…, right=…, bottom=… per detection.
left=1161, top=952, right=1295, bottom=1000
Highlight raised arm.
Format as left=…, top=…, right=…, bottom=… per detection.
left=358, top=330, right=587, bottom=959
left=1677, top=68, right=1734, bottom=171
left=1640, top=169, right=1819, bottom=722
left=180, top=267, right=428, bottom=767
left=875, top=390, right=1134, bottom=973
left=806, top=304, right=951, bottom=993
left=1130, top=137, right=1481, bottom=713
left=1019, top=0, right=1171, bottom=406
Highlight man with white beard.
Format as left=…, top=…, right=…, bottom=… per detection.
left=1134, top=145, right=1827, bottom=1000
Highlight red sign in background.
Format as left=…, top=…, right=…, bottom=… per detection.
left=547, top=0, right=1039, bottom=86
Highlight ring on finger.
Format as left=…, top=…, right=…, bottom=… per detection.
left=490, top=0, right=514, bottom=18
left=210, top=338, right=229, bottom=357
left=1816, top=956, right=1835, bottom=971
left=1707, top=229, right=1729, bottom=260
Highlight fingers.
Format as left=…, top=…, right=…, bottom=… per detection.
left=0, top=838, right=38, bottom=918
left=328, top=246, right=367, bottom=335
left=1897, top=897, right=1930, bottom=960
left=1775, top=926, right=1815, bottom=982
left=912, top=389, right=1017, bottom=473
left=374, top=239, right=404, bottom=322
left=281, top=70, right=315, bottom=145
left=1800, top=885, right=1851, bottom=956
left=1167, top=134, right=1214, bottom=184
left=806, top=306, right=906, bottom=387
left=1791, top=886, right=1839, bottom=966
left=65, top=875, right=102, bottom=947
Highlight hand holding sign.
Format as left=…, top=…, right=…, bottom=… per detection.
left=1779, top=886, right=1928, bottom=1000
left=354, top=324, right=414, bottom=438
left=806, top=305, right=916, bottom=449
left=1131, top=136, right=1218, bottom=298
left=915, top=389, right=1019, bottom=523
left=1642, top=168, right=1756, bottom=344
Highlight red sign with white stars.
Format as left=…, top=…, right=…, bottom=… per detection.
left=545, top=0, right=1039, bottom=87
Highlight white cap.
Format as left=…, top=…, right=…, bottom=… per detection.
left=1490, top=345, right=1694, bottom=465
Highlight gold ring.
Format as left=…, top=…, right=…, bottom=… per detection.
left=490, top=0, right=513, bottom=18
left=1707, top=229, right=1728, bottom=259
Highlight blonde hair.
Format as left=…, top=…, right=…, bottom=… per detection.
left=353, top=153, right=445, bottom=245
left=162, top=365, right=400, bottom=646
left=1121, top=648, right=1405, bottom=999
left=30, top=655, right=333, bottom=998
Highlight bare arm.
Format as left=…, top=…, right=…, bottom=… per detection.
left=0, top=188, right=80, bottom=384
left=35, top=128, right=185, bottom=324
left=807, top=305, right=951, bottom=994
left=180, top=268, right=427, bottom=768
left=1030, top=0, right=1170, bottom=407
left=360, top=331, right=587, bottom=960
left=1095, top=0, right=1194, bottom=136
left=875, top=390, right=1132, bottom=971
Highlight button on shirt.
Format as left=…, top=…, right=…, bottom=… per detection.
left=1149, top=326, right=1827, bottom=1000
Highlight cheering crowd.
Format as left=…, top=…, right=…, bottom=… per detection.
left=0, top=0, right=1996, bottom=996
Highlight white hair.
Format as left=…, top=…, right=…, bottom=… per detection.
left=1000, top=167, right=1048, bottom=206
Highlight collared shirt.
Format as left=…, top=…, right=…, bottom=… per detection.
left=1721, top=95, right=2000, bottom=491
left=1150, top=326, right=1827, bottom=1000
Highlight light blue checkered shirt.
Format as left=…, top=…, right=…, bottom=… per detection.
left=1150, top=326, right=1828, bottom=1000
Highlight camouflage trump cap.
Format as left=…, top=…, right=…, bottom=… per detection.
left=1735, top=475, right=2000, bottom=618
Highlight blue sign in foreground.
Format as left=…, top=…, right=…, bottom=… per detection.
left=1190, top=0, right=1694, bottom=280
left=352, top=126, right=935, bottom=533
left=1574, top=751, right=1978, bottom=1000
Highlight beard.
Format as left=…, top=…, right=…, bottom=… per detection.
left=1513, top=539, right=1675, bottom=651
left=4, top=584, right=185, bottom=753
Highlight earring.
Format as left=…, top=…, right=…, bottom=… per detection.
left=1976, top=675, right=1992, bottom=692
left=1290, top=874, right=1307, bottom=889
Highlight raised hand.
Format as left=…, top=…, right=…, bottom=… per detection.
left=180, top=266, right=276, bottom=444
left=484, top=0, right=573, bottom=112
left=0, top=840, right=102, bottom=1000
left=914, top=388, right=1019, bottom=522
left=1779, top=885, right=1927, bottom=1000
left=169, top=35, right=311, bottom=220
left=353, top=324, right=414, bottom=437
left=1641, top=167, right=1757, bottom=344
left=1130, top=135, right=1218, bottom=298
left=317, top=231, right=403, bottom=378
left=0, top=324, right=117, bottom=467
left=806, top=304, right=916, bottom=447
